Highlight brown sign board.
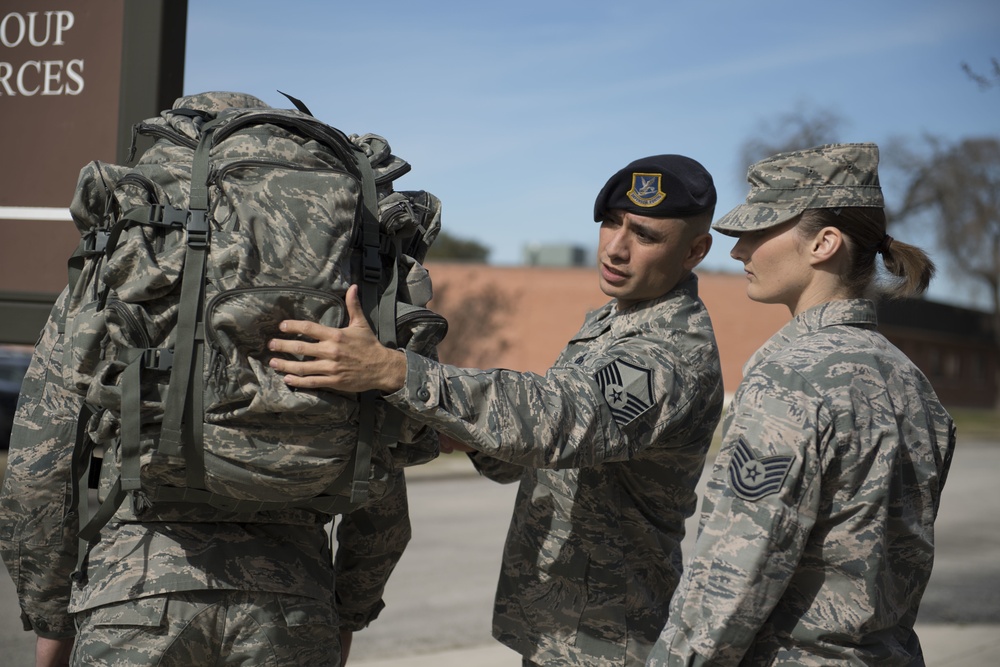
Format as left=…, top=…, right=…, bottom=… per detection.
left=0, top=1, right=186, bottom=344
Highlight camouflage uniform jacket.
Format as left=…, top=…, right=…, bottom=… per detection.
left=0, top=289, right=413, bottom=638
left=649, top=299, right=956, bottom=667
left=386, top=274, right=724, bottom=666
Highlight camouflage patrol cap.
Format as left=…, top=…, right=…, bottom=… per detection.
left=712, top=143, right=885, bottom=236
left=593, top=154, right=717, bottom=221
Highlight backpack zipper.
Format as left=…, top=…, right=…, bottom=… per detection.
left=209, top=158, right=355, bottom=186
left=210, top=111, right=405, bottom=188
left=105, top=298, right=152, bottom=349
left=114, top=172, right=160, bottom=202
left=211, top=111, right=352, bottom=152
left=128, top=122, right=198, bottom=161
left=204, top=286, right=348, bottom=388
left=203, top=286, right=347, bottom=350
left=209, top=158, right=363, bottom=239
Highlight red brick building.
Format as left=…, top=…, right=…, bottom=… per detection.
left=878, top=299, right=999, bottom=409
left=424, top=263, right=998, bottom=409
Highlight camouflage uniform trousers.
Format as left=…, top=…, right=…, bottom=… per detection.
left=71, top=590, right=341, bottom=666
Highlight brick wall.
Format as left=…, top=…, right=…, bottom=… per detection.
left=423, top=263, right=998, bottom=408
left=424, top=263, right=788, bottom=398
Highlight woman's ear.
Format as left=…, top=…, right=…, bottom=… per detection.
left=808, top=226, right=844, bottom=265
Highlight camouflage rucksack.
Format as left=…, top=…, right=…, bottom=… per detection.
left=63, top=91, right=447, bottom=540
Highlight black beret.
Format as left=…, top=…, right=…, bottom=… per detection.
left=593, top=154, right=717, bottom=221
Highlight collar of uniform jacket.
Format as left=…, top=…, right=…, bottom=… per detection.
left=572, top=273, right=702, bottom=343
left=614, top=272, right=700, bottom=315
left=742, top=298, right=879, bottom=377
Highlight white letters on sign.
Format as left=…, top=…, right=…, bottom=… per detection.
left=0, top=11, right=85, bottom=96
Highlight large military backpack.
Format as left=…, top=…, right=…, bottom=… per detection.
left=63, top=91, right=447, bottom=540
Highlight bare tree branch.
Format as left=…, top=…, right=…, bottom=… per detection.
left=961, top=57, right=1000, bottom=91
left=893, top=136, right=1000, bottom=341
left=738, top=103, right=845, bottom=175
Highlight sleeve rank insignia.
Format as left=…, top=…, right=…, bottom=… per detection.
left=595, top=358, right=654, bottom=427
left=728, top=436, right=793, bottom=501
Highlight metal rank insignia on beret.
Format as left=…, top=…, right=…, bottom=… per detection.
left=627, top=173, right=666, bottom=208
left=727, top=437, right=793, bottom=501
left=595, top=358, right=654, bottom=426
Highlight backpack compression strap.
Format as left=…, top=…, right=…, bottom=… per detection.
left=156, top=118, right=215, bottom=464
left=78, top=119, right=218, bottom=539
left=349, top=143, right=386, bottom=505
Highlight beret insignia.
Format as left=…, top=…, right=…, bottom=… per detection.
left=593, top=154, right=716, bottom=221
left=627, top=173, right=666, bottom=208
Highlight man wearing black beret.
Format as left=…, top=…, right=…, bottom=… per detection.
left=269, top=155, right=725, bottom=666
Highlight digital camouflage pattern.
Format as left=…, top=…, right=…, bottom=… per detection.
left=0, top=92, right=436, bottom=659
left=72, top=591, right=341, bottom=666
left=385, top=274, right=724, bottom=666
left=0, top=286, right=415, bottom=657
left=649, top=299, right=956, bottom=666
left=712, top=143, right=885, bottom=236
left=0, top=290, right=79, bottom=638
left=64, top=91, right=445, bottom=525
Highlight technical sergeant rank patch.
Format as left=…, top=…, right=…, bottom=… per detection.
left=728, top=437, right=793, bottom=501
left=595, top=358, right=653, bottom=427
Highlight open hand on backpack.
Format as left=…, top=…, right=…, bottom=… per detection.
left=269, top=285, right=408, bottom=394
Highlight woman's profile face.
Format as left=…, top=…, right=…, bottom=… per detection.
left=729, top=218, right=815, bottom=314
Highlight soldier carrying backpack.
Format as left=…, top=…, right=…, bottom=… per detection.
left=0, top=91, right=446, bottom=666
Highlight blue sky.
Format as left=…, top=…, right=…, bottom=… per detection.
left=185, top=0, right=1000, bottom=306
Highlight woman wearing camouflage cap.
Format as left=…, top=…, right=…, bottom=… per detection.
left=648, top=143, right=956, bottom=666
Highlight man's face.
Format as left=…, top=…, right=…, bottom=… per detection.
left=597, top=210, right=708, bottom=309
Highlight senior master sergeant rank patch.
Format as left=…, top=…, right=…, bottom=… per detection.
left=595, top=358, right=653, bottom=427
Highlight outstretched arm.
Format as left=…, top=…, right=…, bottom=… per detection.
left=271, top=285, right=711, bottom=471
left=269, top=285, right=406, bottom=394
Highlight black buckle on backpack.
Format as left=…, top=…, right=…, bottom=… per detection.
left=84, top=229, right=110, bottom=255
left=186, top=210, right=209, bottom=248
left=142, top=348, right=174, bottom=371
left=362, top=243, right=381, bottom=283
left=148, top=204, right=189, bottom=228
